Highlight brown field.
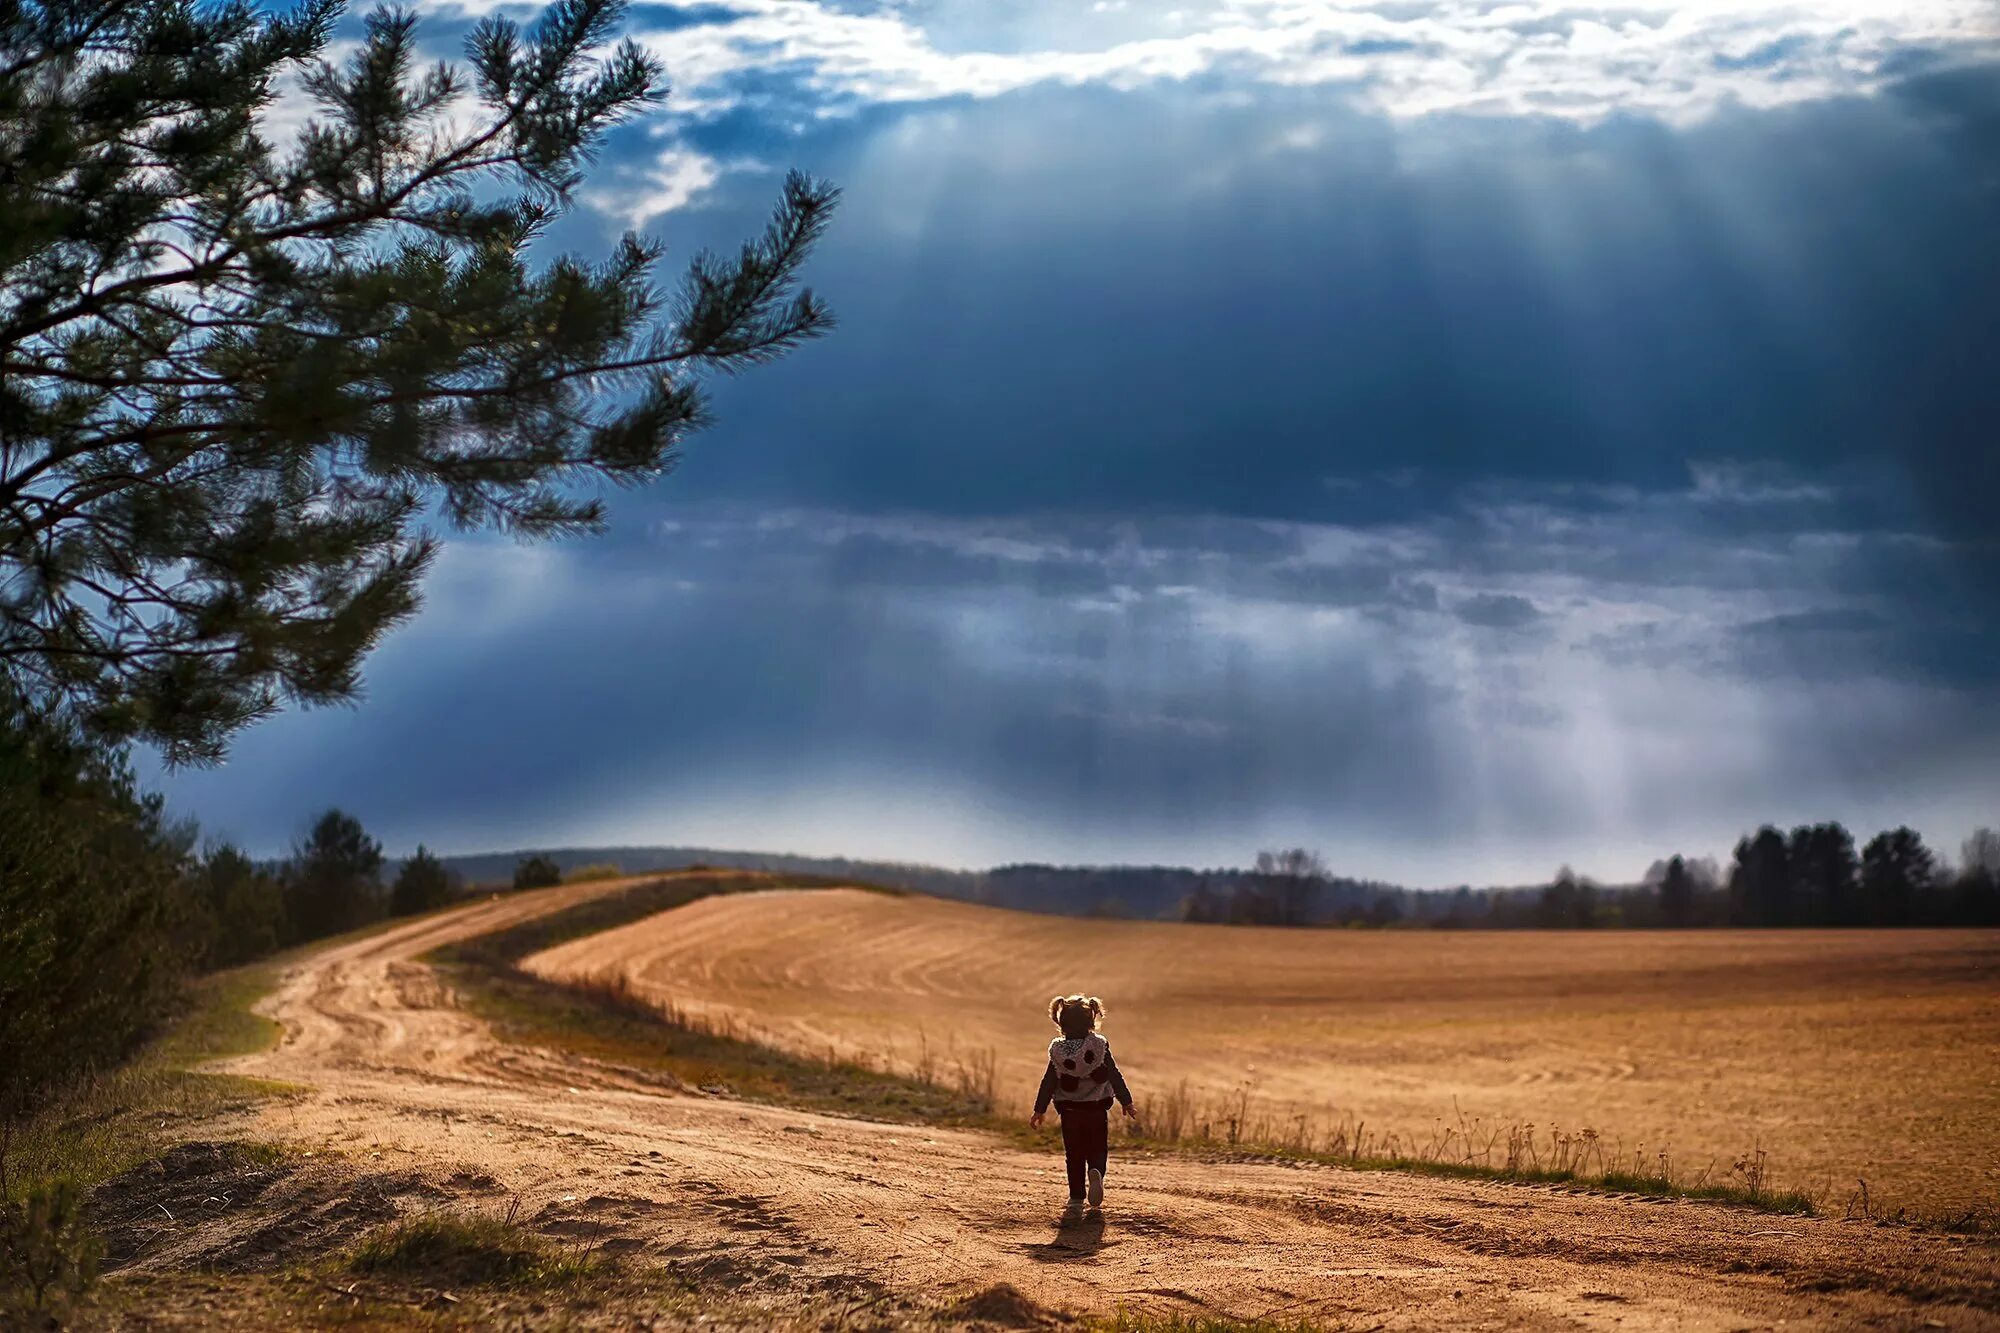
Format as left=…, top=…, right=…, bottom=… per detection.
left=526, top=888, right=2000, bottom=1215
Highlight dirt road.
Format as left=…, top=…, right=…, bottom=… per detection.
left=193, top=877, right=1999, bottom=1330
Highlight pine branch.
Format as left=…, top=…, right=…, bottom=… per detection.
left=0, top=0, right=835, bottom=763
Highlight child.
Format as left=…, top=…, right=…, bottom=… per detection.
left=1029, top=994, right=1137, bottom=1214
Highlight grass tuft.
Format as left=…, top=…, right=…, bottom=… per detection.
left=1082, top=1312, right=1328, bottom=1332
left=349, top=1210, right=612, bottom=1289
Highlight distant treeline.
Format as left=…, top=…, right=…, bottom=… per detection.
left=1138, top=827, right=1998, bottom=930
left=427, top=844, right=1406, bottom=922
left=1406, top=822, right=1996, bottom=930
left=433, top=829, right=2000, bottom=930
left=430, top=844, right=966, bottom=895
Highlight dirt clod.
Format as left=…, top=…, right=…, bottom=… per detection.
left=89, top=1143, right=296, bottom=1269
left=944, top=1282, right=1056, bottom=1327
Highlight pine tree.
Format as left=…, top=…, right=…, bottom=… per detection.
left=1658, top=854, right=1696, bottom=927
left=1859, top=827, right=1937, bottom=926
left=195, top=842, right=286, bottom=964
left=0, top=0, right=836, bottom=762
left=1538, top=865, right=1593, bottom=928
left=287, top=808, right=382, bottom=939
left=1728, top=826, right=1790, bottom=926
left=389, top=844, right=455, bottom=916
left=513, top=853, right=561, bottom=890
left=1786, top=822, right=1858, bottom=926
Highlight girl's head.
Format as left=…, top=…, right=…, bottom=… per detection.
left=1048, top=994, right=1104, bottom=1041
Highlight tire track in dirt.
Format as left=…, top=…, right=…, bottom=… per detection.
left=188, top=876, right=2000, bottom=1330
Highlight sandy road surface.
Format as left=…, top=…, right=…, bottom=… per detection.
left=195, top=877, right=2000, bottom=1330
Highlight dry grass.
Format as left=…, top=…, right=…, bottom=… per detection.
left=349, top=1206, right=614, bottom=1289
left=522, top=889, right=2000, bottom=1220
left=2, top=963, right=296, bottom=1203
left=90, top=1266, right=942, bottom=1331
left=1126, top=1080, right=1815, bottom=1213
left=1082, top=1314, right=1326, bottom=1333
left=2, top=961, right=300, bottom=1323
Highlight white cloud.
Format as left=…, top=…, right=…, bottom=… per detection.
left=1687, top=459, right=1839, bottom=506
left=580, top=147, right=724, bottom=228
left=574, top=0, right=2000, bottom=125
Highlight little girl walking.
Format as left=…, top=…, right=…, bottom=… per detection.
left=1029, top=994, right=1138, bottom=1214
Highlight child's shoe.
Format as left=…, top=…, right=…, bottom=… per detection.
left=1086, top=1167, right=1104, bottom=1208
left=1062, top=1197, right=1086, bottom=1219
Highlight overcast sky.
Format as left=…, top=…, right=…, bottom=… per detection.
left=158, top=0, right=2000, bottom=886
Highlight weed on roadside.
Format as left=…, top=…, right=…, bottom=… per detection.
left=1082, top=1310, right=1328, bottom=1333
left=0, top=1176, right=102, bottom=1325
left=349, top=1205, right=613, bottom=1290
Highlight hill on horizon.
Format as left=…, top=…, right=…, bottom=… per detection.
left=426, top=844, right=1571, bottom=924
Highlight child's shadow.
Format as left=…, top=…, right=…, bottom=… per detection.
left=1024, top=1211, right=1107, bottom=1262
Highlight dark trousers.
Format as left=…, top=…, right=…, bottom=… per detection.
left=1056, top=1100, right=1110, bottom=1198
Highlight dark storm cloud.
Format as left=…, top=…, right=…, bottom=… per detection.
left=603, top=67, right=1999, bottom=597
left=152, top=479, right=1997, bottom=893
left=1259, top=561, right=1440, bottom=614
left=152, top=31, right=2000, bottom=879
left=626, top=3, right=747, bottom=33
left=161, top=525, right=1470, bottom=856
left=820, top=530, right=1118, bottom=599
left=1453, top=593, right=1543, bottom=630
left=644, top=492, right=1987, bottom=696
left=157, top=496, right=2000, bottom=878
left=1735, top=609, right=1891, bottom=639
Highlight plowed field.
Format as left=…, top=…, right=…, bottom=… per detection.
left=526, top=889, right=2000, bottom=1214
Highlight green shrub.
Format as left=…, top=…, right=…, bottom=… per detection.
left=513, top=855, right=564, bottom=891
left=0, top=1179, right=102, bottom=1323
left=0, top=690, right=196, bottom=1121
left=191, top=844, right=288, bottom=966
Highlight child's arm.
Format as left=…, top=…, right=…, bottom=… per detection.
left=1031, top=1061, right=1058, bottom=1122
left=1104, top=1051, right=1136, bottom=1115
